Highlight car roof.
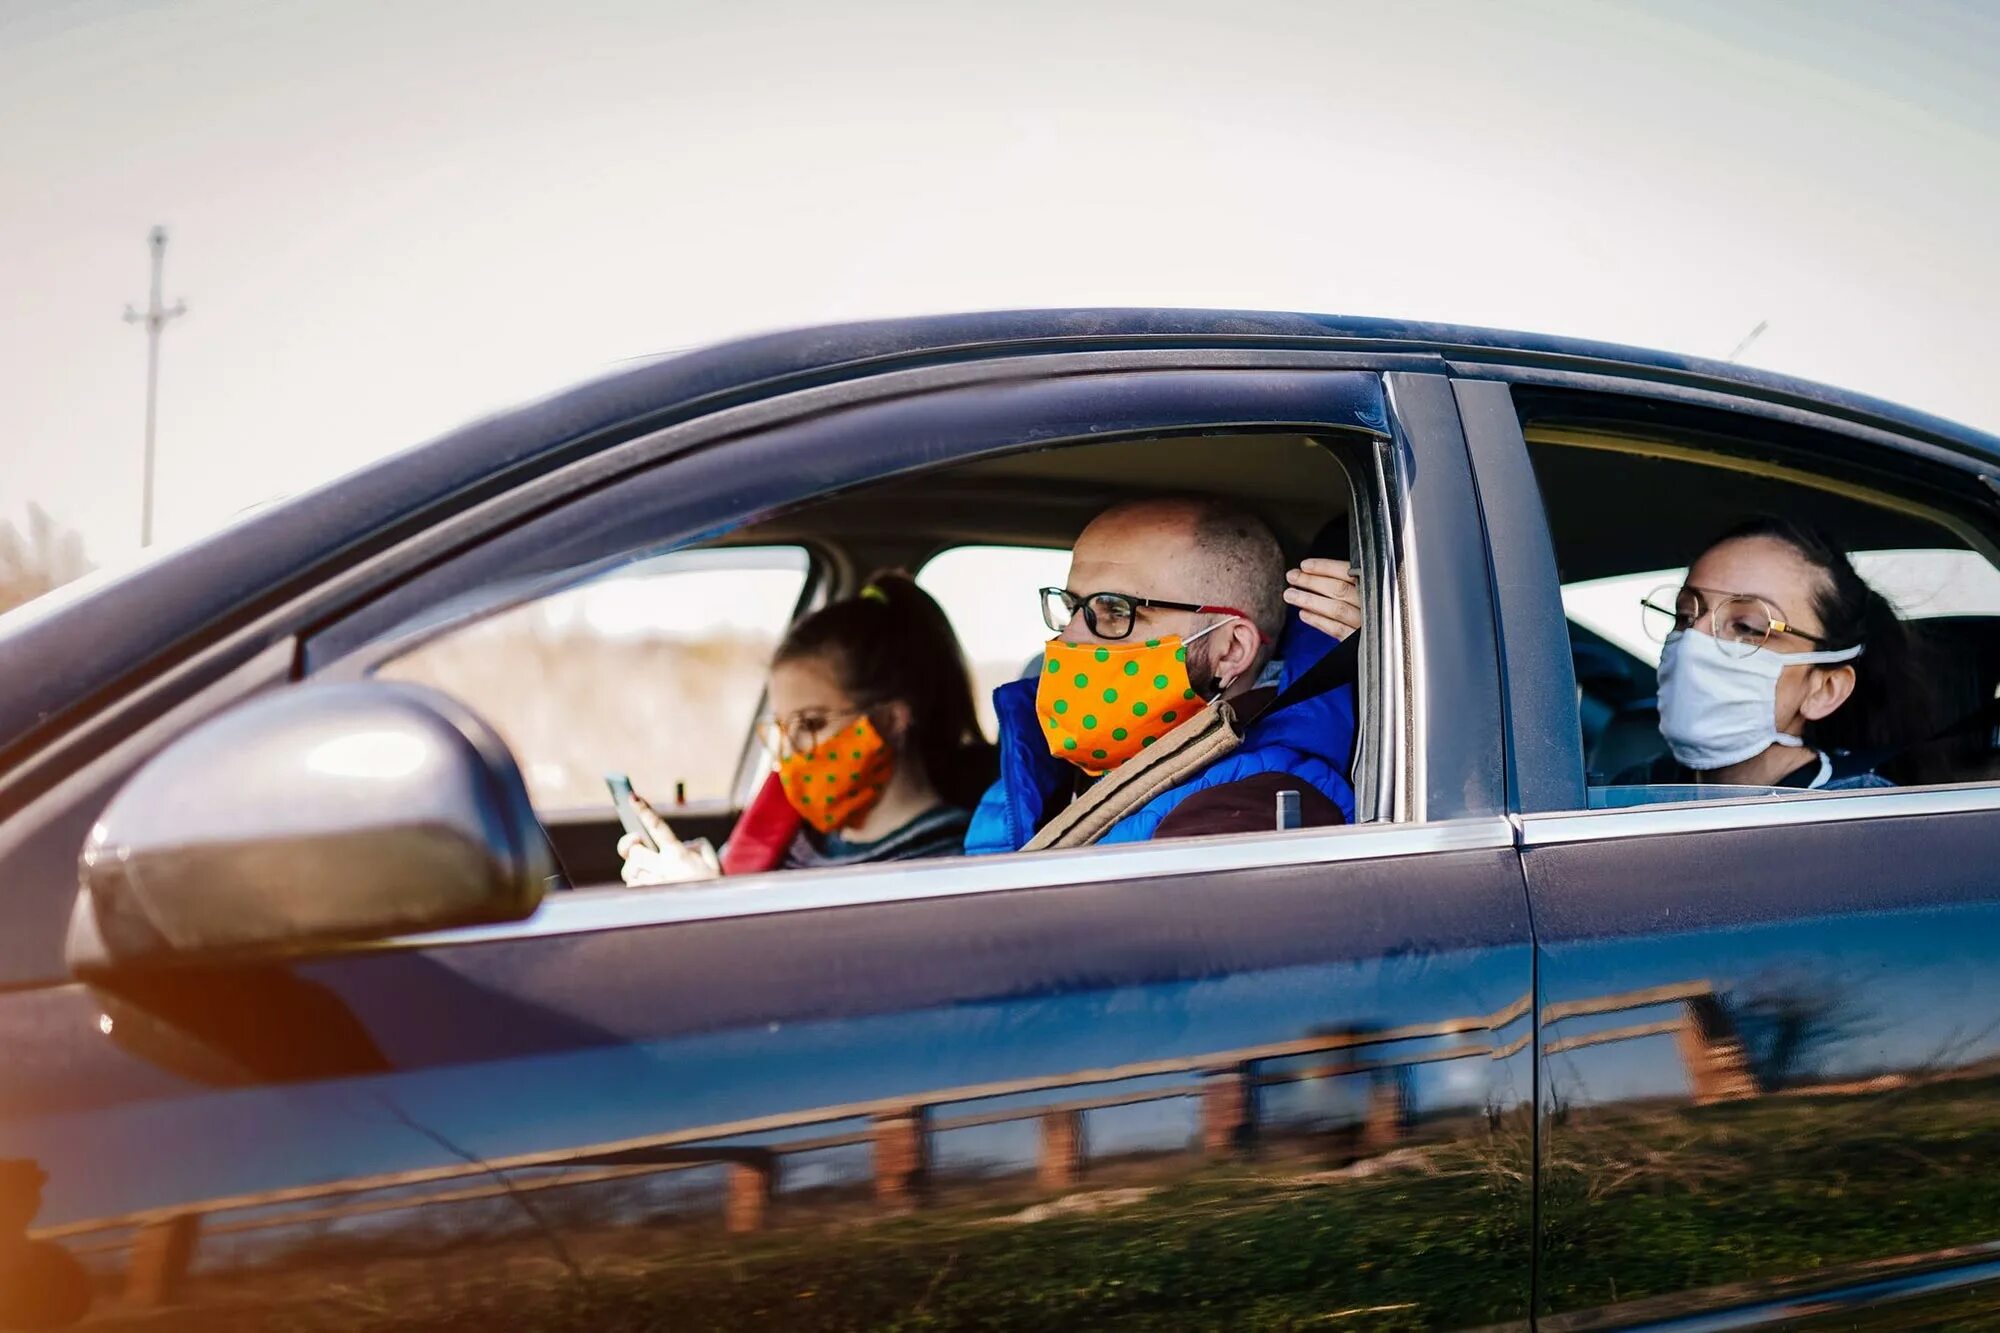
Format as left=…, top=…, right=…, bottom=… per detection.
left=4, top=308, right=1996, bottom=770
left=637, top=308, right=2000, bottom=460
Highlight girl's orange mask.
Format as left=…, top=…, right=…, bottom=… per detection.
left=777, top=715, right=896, bottom=834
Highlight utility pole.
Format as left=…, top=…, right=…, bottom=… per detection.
left=124, top=226, right=187, bottom=547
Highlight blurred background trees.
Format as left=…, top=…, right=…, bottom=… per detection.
left=0, top=505, right=90, bottom=616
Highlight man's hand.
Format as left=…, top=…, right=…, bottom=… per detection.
left=1283, top=558, right=1362, bottom=640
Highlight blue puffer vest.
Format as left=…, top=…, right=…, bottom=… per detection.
left=963, top=624, right=1357, bottom=853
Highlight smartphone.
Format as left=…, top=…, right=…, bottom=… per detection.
left=605, top=772, right=659, bottom=853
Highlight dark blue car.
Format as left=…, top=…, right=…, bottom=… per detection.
left=4, top=310, right=2000, bottom=1330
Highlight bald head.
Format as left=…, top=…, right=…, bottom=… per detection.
left=1068, top=497, right=1288, bottom=649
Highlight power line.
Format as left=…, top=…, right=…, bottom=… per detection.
left=123, top=225, right=187, bottom=547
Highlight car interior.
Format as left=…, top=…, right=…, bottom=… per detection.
left=381, top=408, right=2000, bottom=889
left=385, top=430, right=1376, bottom=886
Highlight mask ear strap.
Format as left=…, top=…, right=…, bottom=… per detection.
left=1782, top=643, right=1865, bottom=667
left=1181, top=616, right=1236, bottom=648
left=1185, top=615, right=1248, bottom=699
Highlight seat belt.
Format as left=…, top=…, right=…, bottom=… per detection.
left=1265, top=630, right=1362, bottom=715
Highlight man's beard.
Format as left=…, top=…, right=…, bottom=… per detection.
left=1184, top=634, right=1223, bottom=701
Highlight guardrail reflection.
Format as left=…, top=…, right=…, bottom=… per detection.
left=26, top=979, right=1799, bottom=1312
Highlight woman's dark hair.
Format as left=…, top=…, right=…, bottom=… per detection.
left=1701, top=516, right=1946, bottom=772
left=773, top=570, right=998, bottom=809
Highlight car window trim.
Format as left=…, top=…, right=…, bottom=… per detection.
left=302, top=361, right=1393, bottom=675
left=1447, top=357, right=2000, bottom=478
left=388, top=815, right=1517, bottom=950
left=1381, top=373, right=1509, bottom=823
left=1455, top=379, right=1588, bottom=814
left=1517, top=781, right=2000, bottom=847
left=1526, top=424, right=2000, bottom=572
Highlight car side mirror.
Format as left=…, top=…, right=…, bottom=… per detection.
left=66, top=681, right=558, bottom=976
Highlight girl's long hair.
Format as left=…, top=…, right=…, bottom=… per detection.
left=773, top=570, right=997, bottom=808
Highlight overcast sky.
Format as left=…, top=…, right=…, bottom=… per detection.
left=4, top=0, right=1999, bottom=564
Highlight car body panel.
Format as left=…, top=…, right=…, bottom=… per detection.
left=12, top=836, right=1538, bottom=1328
left=1522, top=791, right=2000, bottom=1326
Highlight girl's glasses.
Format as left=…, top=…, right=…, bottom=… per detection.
left=757, top=708, right=867, bottom=760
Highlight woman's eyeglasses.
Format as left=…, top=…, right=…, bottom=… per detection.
left=1039, top=587, right=1261, bottom=642
left=1641, top=585, right=1830, bottom=659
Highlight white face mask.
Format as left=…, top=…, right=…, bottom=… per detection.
left=1656, top=629, right=1863, bottom=771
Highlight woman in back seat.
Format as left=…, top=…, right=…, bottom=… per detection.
left=1626, top=515, right=1941, bottom=791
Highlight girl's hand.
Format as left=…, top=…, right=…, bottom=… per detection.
left=1282, top=559, right=1362, bottom=640
left=624, top=800, right=728, bottom=880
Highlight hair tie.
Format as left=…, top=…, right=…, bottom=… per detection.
left=860, top=584, right=889, bottom=604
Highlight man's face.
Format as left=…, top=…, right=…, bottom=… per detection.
left=1057, top=503, right=1257, bottom=699
left=1059, top=507, right=1217, bottom=650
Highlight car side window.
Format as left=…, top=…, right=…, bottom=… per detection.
left=346, top=427, right=1383, bottom=873
left=916, top=544, right=1072, bottom=737
left=1524, top=427, right=2000, bottom=807
left=376, top=546, right=811, bottom=810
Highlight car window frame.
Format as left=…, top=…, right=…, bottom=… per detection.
left=297, top=361, right=1507, bottom=908
left=1466, top=371, right=2000, bottom=825
left=0, top=351, right=1457, bottom=989
left=1, top=354, right=1507, bottom=993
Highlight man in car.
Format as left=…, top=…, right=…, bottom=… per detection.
left=964, top=497, right=1362, bottom=851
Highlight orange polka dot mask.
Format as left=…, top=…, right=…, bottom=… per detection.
left=776, top=715, right=896, bottom=834
left=1037, top=632, right=1217, bottom=774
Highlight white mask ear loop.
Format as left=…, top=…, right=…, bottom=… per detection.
left=1773, top=643, right=1866, bottom=668
left=1770, top=641, right=1863, bottom=747
left=1184, top=616, right=1244, bottom=698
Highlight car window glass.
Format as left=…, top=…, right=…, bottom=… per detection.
left=377, top=546, right=809, bottom=809
left=1526, top=434, right=2000, bottom=805
left=917, top=544, right=1072, bottom=736
left=1566, top=548, right=2000, bottom=667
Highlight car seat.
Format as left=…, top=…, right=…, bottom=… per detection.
left=1890, top=616, right=2000, bottom=785
left=1572, top=625, right=1665, bottom=782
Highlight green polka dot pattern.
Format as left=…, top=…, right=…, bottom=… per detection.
left=777, top=714, right=896, bottom=834
left=1036, top=633, right=1208, bottom=775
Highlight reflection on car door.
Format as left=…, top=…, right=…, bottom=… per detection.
left=1523, top=778, right=2000, bottom=1328
left=9, top=827, right=1534, bottom=1330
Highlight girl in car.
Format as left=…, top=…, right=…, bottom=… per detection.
left=1629, top=515, right=1943, bottom=791
left=622, top=572, right=995, bottom=879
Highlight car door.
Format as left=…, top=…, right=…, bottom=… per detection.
left=1455, top=375, right=2000, bottom=1329
left=4, top=362, right=1535, bottom=1331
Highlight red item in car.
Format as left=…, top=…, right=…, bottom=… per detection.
left=720, top=772, right=803, bottom=875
